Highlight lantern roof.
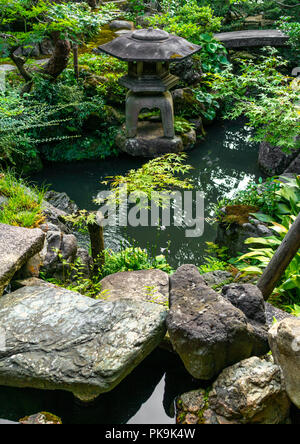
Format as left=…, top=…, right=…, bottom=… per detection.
left=97, top=28, right=202, bottom=62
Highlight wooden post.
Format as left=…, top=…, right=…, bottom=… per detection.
left=257, top=212, right=300, bottom=300
left=87, top=213, right=105, bottom=273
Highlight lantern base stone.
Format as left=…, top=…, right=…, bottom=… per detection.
left=116, top=121, right=196, bottom=157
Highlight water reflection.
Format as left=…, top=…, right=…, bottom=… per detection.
left=0, top=349, right=198, bottom=424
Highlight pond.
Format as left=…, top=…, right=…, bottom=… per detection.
left=0, top=119, right=263, bottom=424
left=31, top=118, right=262, bottom=269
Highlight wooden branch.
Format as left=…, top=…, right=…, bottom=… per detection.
left=10, top=50, right=32, bottom=83
left=257, top=211, right=300, bottom=300
left=41, top=31, right=71, bottom=79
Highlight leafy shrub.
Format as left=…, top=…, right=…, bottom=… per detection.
left=216, top=177, right=282, bottom=218
left=101, top=247, right=173, bottom=277
left=44, top=246, right=172, bottom=298
left=233, top=176, right=300, bottom=309
left=209, top=49, right=300, bottom=151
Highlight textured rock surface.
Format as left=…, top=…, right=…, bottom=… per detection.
left=201, top=270, right=233, bottom=288
left=177, top=356, right=290, bottom=424
left=40, top=230, right=77, bottom=277
left=258, top=141, right=298, bottom=176
left=269, top=318, right=300, bottom=408
left=222, top=284, right=266, bottom=324
left=109, top=20, right=134, bottom=31
left=116, top=122, right=196, bottom=157
left=0, top=224, right=45, bottom=296
left=216, top=215, right=273, bottom=256
left=265, top=303, right=295, bottom=327
left=19, top=412, right=62, bottom=424
left=0, top=286, right=167, bottom=401
left=44, top=191, right=78, bottom=215
left=100, top=269, right=169, bottom=306
left=167, top=265, right=269, bottom=380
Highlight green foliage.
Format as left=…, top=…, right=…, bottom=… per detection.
left=0, top=1, right=119, bottom=56
left=216, top=177, right=282, bottom=218
left=198, top=256, right=229, bottom=273
left=145, top=1, right=229, bottom=73
left=194, top=34, right=231, bottom=74
left=0, top=88, right=78, bottom=164
left=146, top=1, right=222, bottom=37
left=96, top=153, right=194, bottom=208
left=45, top=246, right=172, bottom=298
left=233, top=176, right=300, bottom=308
left=42, top=131, right=119, bottom=162
left=174, top=117, right=195, bottom=134
left=277, top=16, right=300, bottom=61
left=208, top=49, right=300, bottom=151
left=193, top=87, right=220, bottom=120
left=100, top=247, right=173, bottom=277
left=0, top=169, right=44, bottom=227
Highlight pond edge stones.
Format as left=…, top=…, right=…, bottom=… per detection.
left=0, top=285, right=167, bottom=401
left=167, top=265, right=269, bottom=380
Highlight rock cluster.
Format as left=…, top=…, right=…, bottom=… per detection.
left=167, top=265, right=269, bottom=380
left=176, top=356, right=291, bottom=424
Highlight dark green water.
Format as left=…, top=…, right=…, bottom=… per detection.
left=0, top=119, right=262, bottom=424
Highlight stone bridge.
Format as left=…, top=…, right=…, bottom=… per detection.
left=214, top=29, right=289, bottom=49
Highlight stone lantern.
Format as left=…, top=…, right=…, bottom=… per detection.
left=98, top=28, right=201, bottom=156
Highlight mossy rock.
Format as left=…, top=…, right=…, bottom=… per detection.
left=19, top=412, right=62, bottom=424
left=222, top=205, right=259, bottom=226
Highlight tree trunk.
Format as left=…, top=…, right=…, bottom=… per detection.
left=257, top=212, right=300, bottom=300
left=73, top=44, right=79, bottom=81
left=87, top=218, right=105, bottom=273
left=42, top=31, right=71, bottom=79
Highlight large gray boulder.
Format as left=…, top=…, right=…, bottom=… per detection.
left=167, top=265, right=269, bottom=380
left=99, top=269, right=169, bottom=306
left=176, top=356, right=291, bottom=424
left=269, top=318, right=300, bottom=408
left=0, top=224, right=45, bottom=296
left=0, top=286, right=167, bottom=401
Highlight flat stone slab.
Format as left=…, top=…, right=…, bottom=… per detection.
left=100, top=269, right=169, bottom=306
left=0, top=285, right=167, bottom=401
left=0, top=224, right=45, bottom=296
left=215, top=30, right=289, bottom=49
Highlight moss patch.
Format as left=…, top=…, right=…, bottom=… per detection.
left=222, top=205, right=259, bottom=226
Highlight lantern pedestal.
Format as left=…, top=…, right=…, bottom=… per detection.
left=116, top=121, right=196, bottom=157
